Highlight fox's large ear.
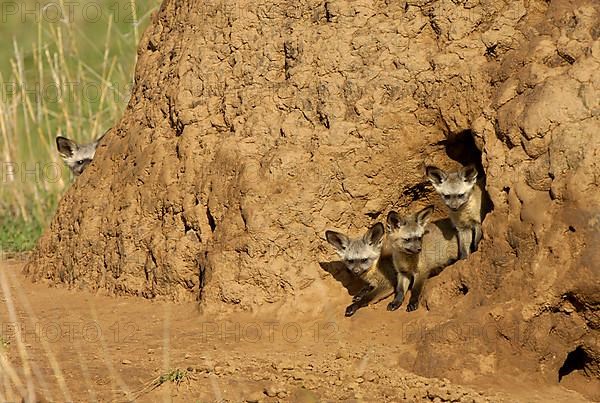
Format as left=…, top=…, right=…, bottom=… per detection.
left=416, top=205, right=435, bottom=227
left=56, top=136, right=77, bottom=158
left=386, top=211, right=406, bottom=231
left=461, top=164, right=478, bottom=184
left=94, top=129, right=109, bottom=148
left=426, top=166, right=447, bottom=185
left=325, top=230, right=349, bottom=252
left=364, top=223, right=385, bottom=246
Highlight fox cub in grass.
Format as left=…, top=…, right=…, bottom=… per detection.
left=385, top=205, right=459, bottom=312
left=426, top=164, right=485, bottom=259
left=56, top=130, right=107, bottom=176
left=325, top=223, right=397, bottom=317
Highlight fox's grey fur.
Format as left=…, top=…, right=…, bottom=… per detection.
left=56, top=131, right=107, bottom=176
left=426, top=164, right=485, bottom=259
left=386, top=205, right=459, bottom=312
left=325, top=223, right=396, bottom=317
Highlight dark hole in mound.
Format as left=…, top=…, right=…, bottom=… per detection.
left=443, top=130, right=485, bottom=177
left=440, top=129, right=494, bottom=216
left=568, top=225, right=576, bottom=233
left=458, top=283, right=469, bottom=295
left=558, top=346, right=591, bottom=382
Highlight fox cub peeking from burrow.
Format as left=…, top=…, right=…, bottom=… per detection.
left=386, top=205, right=459, bottom=312
left=325, top=223, right=396, bottom=317
left=56, top=131, right=106, bottom=176
left=426, top=164, right=485, bottom=259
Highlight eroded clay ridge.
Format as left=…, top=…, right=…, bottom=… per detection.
left=25, top=0, right=599, bottom=398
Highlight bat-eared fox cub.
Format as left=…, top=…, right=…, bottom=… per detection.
left=426, top=164, right=485, bottom=259
left=325, top=223, right=396, bottom=317
left=56, top=130, right=107, bottom=176
left=385, top=205, right=459, bottom=312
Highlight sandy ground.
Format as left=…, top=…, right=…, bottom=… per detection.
left=0, top=259, right=591, bottom=403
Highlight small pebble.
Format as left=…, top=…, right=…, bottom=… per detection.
left=264, top=385, right=277, bottom=397
left=245, top=390, right=264, bottom=403
left=335, top=349, right=349, bottom=360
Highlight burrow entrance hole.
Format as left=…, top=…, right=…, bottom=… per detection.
left=558, top=346, right=592, bottom=382
left=439, top=129, right=494, bottom=217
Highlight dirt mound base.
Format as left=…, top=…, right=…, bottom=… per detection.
left=2, top=261, right=591, bottom=402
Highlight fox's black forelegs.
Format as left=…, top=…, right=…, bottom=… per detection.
left=345, top=285, right=374, bottom=317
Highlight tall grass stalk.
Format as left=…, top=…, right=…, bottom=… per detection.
left=0, top=1, right=159, bottom=252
